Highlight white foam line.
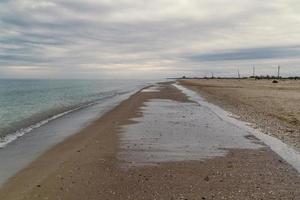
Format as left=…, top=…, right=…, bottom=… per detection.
left=0, top=103, right=95, bottom=149
left=173, top=83, right=300, bottom=173
left=0, top=92, right=123, bottom=149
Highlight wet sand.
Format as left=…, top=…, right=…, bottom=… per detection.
left=180, top=79, right=300, bottom=151
left=0, top=82, right=300, bottom=200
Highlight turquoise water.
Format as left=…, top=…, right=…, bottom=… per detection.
left=0, top=79, right=147, bottom=147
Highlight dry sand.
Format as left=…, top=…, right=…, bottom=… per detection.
left=180, top=79, right=300, bottom=151
left=0, top=82, right=299, bottom=200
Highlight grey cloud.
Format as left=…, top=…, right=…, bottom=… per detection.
left=0, top=0, right=300, bottom=78
left=188, top=46, right=300, bottom=62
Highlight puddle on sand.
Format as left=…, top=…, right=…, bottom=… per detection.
left=174, top=83, right=300, bottom=173
left=141, top=85, right=161, bottom=92
left=119, top=99, right=263, bottom=167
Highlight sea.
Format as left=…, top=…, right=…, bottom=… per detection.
left=0, top=79, right=150, bottom=148
left=0, top=79, right=153, bottom=184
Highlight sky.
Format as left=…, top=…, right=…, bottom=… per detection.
left=0, top=0, right=300, bottom=79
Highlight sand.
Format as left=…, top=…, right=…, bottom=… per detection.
left=180, top=79, right=300, bottom=151
left=0, top=82, right=299, bottom=200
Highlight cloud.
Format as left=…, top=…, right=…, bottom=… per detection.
left=0, top=0, right=300, bottom=78
left=188, top=45, right=300, bottom=61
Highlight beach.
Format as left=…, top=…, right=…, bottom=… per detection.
left=0, top=82, right=300, bottom=200
left=180, top=79, right=300, bottom=151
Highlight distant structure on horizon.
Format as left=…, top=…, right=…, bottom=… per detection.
left=173, top=64, right=299, bottom=80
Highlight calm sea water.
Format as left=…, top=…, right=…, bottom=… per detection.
left=0, top=79, right=148, bottom=147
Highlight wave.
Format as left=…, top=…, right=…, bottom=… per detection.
left=0, top=91, right=128, bottom=149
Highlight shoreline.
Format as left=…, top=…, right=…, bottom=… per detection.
left=0, top=79, right=151, bottom=149
left=0, top=86, right=145, bottom=186
left=1, top=82, right=299, bottom=199
left=0, top=89, right=142, bottom=149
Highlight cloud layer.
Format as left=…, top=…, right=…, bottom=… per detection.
left=1, top=0, right=300, bottom=78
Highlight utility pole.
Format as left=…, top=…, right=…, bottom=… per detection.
left=277, top=65, right=280, bottom=78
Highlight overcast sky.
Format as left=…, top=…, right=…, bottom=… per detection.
left=1, top=0, right=300, bottom=79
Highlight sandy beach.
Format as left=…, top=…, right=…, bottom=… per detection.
left=180, top=79, right=300, bottom=151
left=0, top=82, right=300, bottom=200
